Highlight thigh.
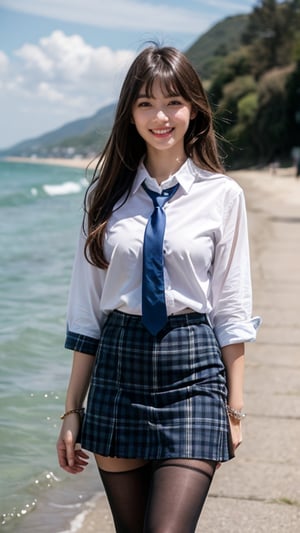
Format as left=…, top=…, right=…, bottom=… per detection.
left=96, top=456, right=152, bottom=533
left=94, top=454, right=149, bottom=472
left=144, top=458, right=217, bottom=533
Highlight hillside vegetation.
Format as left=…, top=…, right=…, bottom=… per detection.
left=193, top=0, right=300, bottom=168
left=186, top=14, right=249, bottom=80
left=2, top=0, right=300, bottom=168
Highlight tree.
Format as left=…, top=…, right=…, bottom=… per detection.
left=252, top=66, right=293, bottom=162
left=207, top=1, right=300, bottom=167
left=285, top=60, right=300, bottom=151
left=208, top=47, right=252, bottom=103
left=242, top=0, right=299, bottom=77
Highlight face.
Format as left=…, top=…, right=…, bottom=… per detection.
left=131, top=79, right=195, bottom=157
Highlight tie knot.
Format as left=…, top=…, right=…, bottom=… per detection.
left=142, top=182, right=179, bottom=208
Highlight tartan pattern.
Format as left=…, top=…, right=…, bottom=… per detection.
left=81, top=311, right=234, bottom=462
left=65, top=329, right=99, bottom=355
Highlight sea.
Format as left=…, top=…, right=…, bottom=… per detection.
left=0, top=160, right=103, bottom=532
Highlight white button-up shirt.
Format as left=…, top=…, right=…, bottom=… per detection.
left=65, top=158, right=260, bottom=353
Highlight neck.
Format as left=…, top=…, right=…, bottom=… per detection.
left=144, top=150, right=187, bottom=184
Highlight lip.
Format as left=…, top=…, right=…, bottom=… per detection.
left=150, top=127, right=174, bottom=136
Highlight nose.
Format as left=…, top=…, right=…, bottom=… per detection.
left=156, top=108, right=169, bottom=121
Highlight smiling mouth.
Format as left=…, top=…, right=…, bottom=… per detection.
left=150, top=128, right=174, bottom=135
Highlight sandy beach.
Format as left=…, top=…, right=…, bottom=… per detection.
left=3, top=156, right=98, bottom=170
left=7, top=156, right=300, bottom=532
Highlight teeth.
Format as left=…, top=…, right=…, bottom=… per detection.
left=152, top=128, right=172, bottom=134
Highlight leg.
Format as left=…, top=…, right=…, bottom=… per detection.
left=95, top=456, right=152, bottom=533
left=144, top=458, right=217, bottom=533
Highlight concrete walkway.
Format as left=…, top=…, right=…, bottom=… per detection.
left=198, top=168, right=300, bottom=532
left=76, top=168, right=300, bottom=533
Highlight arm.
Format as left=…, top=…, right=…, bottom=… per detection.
left=57, top=351, right=95, bottom=474
left=209, top=186, right=260, bottom=347
left=57, top=216, right=104, bottom=473
left=209, top=185, right=258, bottom=451
left=221, top=343, right=245, bottom=451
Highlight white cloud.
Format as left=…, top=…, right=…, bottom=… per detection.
left=0, top=50, right=9, bottom=73
left=11, top=31, right=135, bottom=107
left=37, top=82, right=64, bottom=102
left=0, top=0, right=217, bottom=34
left=0, top=30, right=136, bottom=147
left=15, top=44, right=53, bottom=75
left=0, top=51, right=20, bottom=92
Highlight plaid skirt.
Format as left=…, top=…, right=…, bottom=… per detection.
left=81, top=310, right=234, bottom=462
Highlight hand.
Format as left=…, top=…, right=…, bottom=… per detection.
left=56, top=415, right=89, bottom=474
left=228, top=416, right=243, bottom=452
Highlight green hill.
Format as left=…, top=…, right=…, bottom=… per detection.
left=186, top=14, right=249, bottom=79
left=0, top=103, right=116, bottom=158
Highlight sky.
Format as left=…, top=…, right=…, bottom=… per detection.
left=0, top=0, right=256, bottom=149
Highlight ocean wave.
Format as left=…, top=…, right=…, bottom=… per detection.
left=0, top=471, right=59, bottom=529
left=43, top=179, right=87, bottom=197
left=0, top=179, right=88, bottom=207
left=1, top=498, right=38, bottom=529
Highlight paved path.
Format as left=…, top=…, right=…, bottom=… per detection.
left=197, top=169, right=300, bottom=532
left=77, top=168, right=300, bottom=533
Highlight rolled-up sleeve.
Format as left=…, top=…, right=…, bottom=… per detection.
left=209, top=187, right=261, bottom=347
left=64, top=227, right=105, bottom=355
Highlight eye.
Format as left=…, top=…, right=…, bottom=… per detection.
left=137, top=100, right=151, bottom=108
left=168, top=99, right=183, bottom=106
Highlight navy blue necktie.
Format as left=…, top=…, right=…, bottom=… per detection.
left=141, top=182, right=179, bottom=335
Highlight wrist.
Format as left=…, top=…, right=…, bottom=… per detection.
left=226, top=405, right=246, bottom=421
left=227, top=396, right=244, bottom=411
left=60, top=408, right=85, bottom=420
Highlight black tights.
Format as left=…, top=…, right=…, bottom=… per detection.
left=98, top=458, right=216, bottom=533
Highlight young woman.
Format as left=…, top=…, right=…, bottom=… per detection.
left=57, top=45, right=260, bottom=532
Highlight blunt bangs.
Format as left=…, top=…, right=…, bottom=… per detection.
left=133, top=52, right=193, bottom=103
left=142, top=70, right=184, bottom=99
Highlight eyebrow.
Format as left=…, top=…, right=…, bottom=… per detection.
left=136, top=92, right=181, bottom=99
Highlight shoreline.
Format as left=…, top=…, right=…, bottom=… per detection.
left=3, top=155, right=298, bottom=179
left=2, top=156, right=98, bottom=170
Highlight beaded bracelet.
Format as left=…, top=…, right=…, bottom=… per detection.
left=226, top=405, right=246, bottom=421
left=60, top=408, right=85, bottom=420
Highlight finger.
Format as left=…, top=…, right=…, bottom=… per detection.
left=75, top=449, right=89, bottom=460
left=57, top=440, right=69, bottom=468
left=74, top=455, right=89, bottom=467
left=61, top=464, right=86, bottom=474
left=64, top=430, right=76, bottom=467
left=61, top=450, right=87, bottom=473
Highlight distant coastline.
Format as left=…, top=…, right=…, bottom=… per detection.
left=2, top=155, right=98, bottom=170
left=3, top=156, right=297, bottom=181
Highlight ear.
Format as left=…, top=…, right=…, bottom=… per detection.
left=130, top=116, right=135, bottom=124
left=190, top=108, right=197, bottom=120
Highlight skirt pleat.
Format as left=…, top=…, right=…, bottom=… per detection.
left=81, top=310, right=234, bottom=462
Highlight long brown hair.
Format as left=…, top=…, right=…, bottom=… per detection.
left=84, top=45, right=224, bottom=268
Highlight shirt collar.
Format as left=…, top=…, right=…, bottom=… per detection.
left=132, top=158, right=203, bottom=196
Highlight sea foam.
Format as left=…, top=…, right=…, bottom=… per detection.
left=43, top=181, right=83, bottom=196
